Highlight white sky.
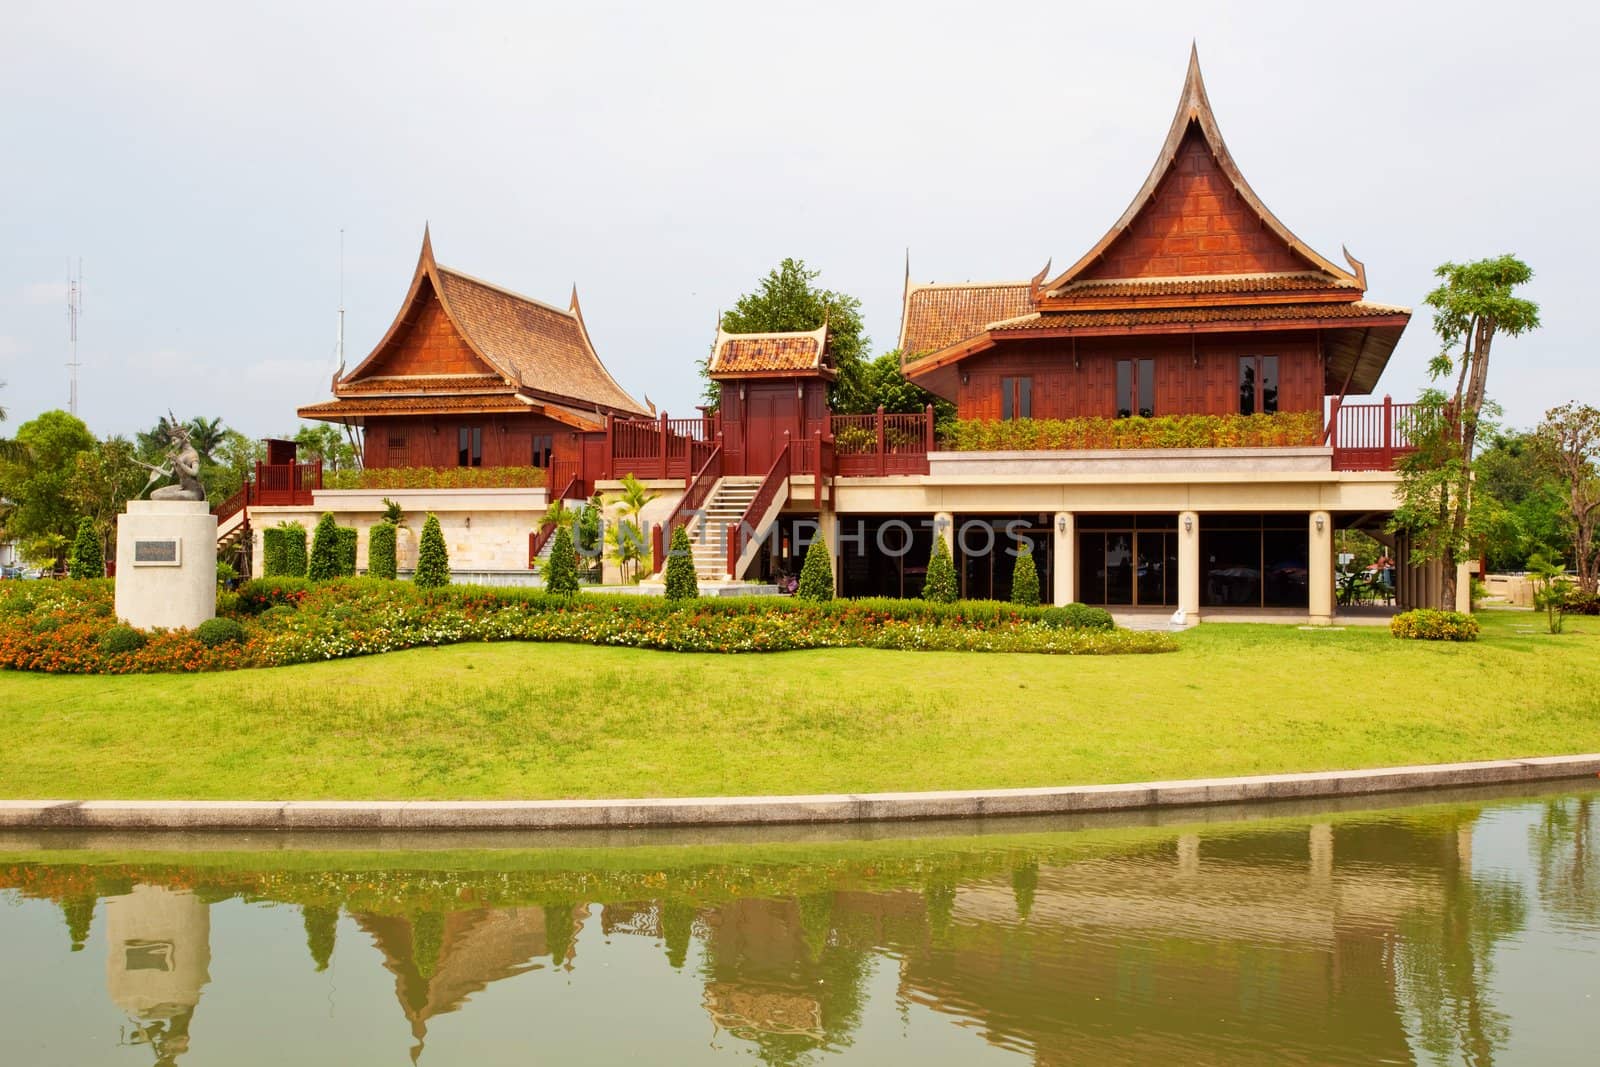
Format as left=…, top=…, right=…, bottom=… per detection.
left=0, top=0, right=1592, bottom=438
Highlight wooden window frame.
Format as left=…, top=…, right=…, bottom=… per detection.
left=1000, top=376, right=1032, bottom=421
left=1238, top=355, right=1280, bottom=416
left=1116, top=359, right=1156, bottom=419
left=458, top=426, right=483, bottom=468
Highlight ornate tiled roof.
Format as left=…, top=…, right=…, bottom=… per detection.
left=898, top=282, right=1035, bottom=359
left=706, top=325, right=832, bottom=378
left=987, top=300, right=1411, bottom=332
left=432, top=267, right=645, bottom=415
left=339, top=374, right=509, bottom=395
left=1049, top=272, right=1358, bottom=299
left=297, top=392, right=602, bottom=427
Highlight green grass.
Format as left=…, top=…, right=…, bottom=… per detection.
left=1, top=610, right=1596, bottom=801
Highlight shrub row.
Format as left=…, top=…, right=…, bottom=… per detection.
left=1390, top=609, right=1480, bottom=641
left=942, top=412, right=1322, bottom=452
left=323, top=466, right=548, bottom=490
left=262, top=523, right=308, bottom=578
left=0, top=579, right=1170, bottom=674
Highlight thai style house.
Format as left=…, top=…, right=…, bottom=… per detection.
left=244, top=49, right=1449, bottom=620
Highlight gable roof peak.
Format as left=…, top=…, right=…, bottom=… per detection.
left=1042, top=47, right=1356, bottom=295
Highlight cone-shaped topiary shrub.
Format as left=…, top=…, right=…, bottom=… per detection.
left=68, top=518, right=103, bottom=579
left=367, top=521, right=398, bottom=579
left=1010, top=543, right=1040, bottom=607
left=544, top=524, right=580, bottom=597
left=308, top=513, right=342, bottom=581
left=664, top=525, right=699, bottom=601
left=922, top=536, right=958, bottom=603
left=414, top=513, right=450, bottom=589
left=796, top=536, right=834, bottom=601
left=336, top=527, right=357, bottom=577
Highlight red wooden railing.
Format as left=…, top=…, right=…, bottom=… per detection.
left=608, top=413, right=717, bottom=481
left=726, top=443, right=792, bottom=578
left=830, top=406, right=933, bottom=476
left=1328, top=396, right=1421, bottom=471
left=212, top=460, right=322, bottom=523
left=652, top=445, right=722, bottom=573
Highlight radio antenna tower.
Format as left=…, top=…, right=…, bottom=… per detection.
left=66, top=260, right=84, bottom=416
left=334, top=228, right=346, bottom=377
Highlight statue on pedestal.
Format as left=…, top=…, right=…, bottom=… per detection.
left=137, top=416, right=206, bottom=501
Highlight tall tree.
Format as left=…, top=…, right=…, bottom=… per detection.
left=1535, top=402, right=1600, bottom=595
left=1392, top=255, right=1540, bottom=608
left=707, top=258, right=870, bottom=412
left=860, top=349, right=955, bottom=423
left=0, top=411, right=97, bottom=569
left=293, top=422, right=359, bottom=472
left=1473, top=430, right=1567, bottom=570
left=67, top=436, right=147, bottom=562
left=185, top=416, right=227, bottom=461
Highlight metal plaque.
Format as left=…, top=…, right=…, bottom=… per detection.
left=132, top=539, right=182, bottom=566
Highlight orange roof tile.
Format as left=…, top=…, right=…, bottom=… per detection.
left=707, top=325, right=832, bottom=378
left=987, top=300, right=1410, bottom=332
left=1048, top=272, right=1357, bottom=300
left=898, top=282, right=1035, bottom=359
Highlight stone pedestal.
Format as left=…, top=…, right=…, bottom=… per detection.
left=114, top=500, right=217, bottom=630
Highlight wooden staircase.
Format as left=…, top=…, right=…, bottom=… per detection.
left=683, top=478, right=761, bottom=578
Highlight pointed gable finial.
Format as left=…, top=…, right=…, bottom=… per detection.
left=1029, top=258, right=1054, bottom=299
left=569, top=283, right=582, bottom=316
left=420, top=222, right=435, bottom=267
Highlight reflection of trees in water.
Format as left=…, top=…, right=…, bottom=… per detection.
left=302, top=905, right=338, bottom=972
left=1530, top=796, right=1598, bottom=925
left=1395, top=814, right=1527, bottom=1067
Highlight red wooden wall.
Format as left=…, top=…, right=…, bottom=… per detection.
left=718, top=379, right=829, bottom=475
left=361, top=412, right=570, bottom=469
left=1083, top=128, right=1313, bottom=280
left=955, top=334, right=1322, bottom=421
left=363, top=279, right=492, bottom=378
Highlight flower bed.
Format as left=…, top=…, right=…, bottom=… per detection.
left=0, top=579, right=1173, bottom=674
left=322, top=465, right=548, bottom=490
left=941, top=411, right=1322, bottom=452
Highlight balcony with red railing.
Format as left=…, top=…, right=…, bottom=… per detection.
left=212, top=460, right=323, bottom=526
left=1327, top=397, right=1421, bottom=471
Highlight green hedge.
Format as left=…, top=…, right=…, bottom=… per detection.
left=263, top=523, right=308, bottom=578
left=308, top=513, right=342, bottom=581
left=943, top=411, right=1322, bottom=452
left=797, top=538, right=834, bottom=601
left=414, top=514, right=450, bottom=589
left=69, top=518, right=104, bottom=580
left=324, top=466, right=548, bottom=490
left=336, top=527, right=358, bottom=577
left=664, top=526, right=698, bottom=601
left=367, top=522, right=398, bottom=580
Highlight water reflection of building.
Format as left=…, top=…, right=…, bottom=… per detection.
left=103, top=885, right=211, bottom=1066
left=355, top=904, right=587, bottom=1061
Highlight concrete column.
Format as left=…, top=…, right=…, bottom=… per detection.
left=1053, top=511, right=1075, bottom=605
left=820, top=506, right=839, bottom=595
left=933, top=511, right=955, bottom=554
left=1178, top=510, right=1201, bottom=623
left=1308, top=510, right=1333, bottom=624
left=1455, top=562, right=1473, bottom=613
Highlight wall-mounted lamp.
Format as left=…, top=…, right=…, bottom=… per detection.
left=1056, top=516, right=1067, bottom=535
left=960, top=370, right=970, bottom=386
left=1315, top=515, right=1325, bottom=533
left=1183, top=515, right=1193, bottom=534
left=465, top=515, right=472, bottom=529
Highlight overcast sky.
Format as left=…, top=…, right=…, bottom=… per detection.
left=1, top=0, right=1592, bottom=440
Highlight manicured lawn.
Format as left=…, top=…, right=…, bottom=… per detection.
left=0, top=610, right=1596, bottom=800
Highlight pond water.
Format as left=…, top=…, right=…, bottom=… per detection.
left=2, top=785, right=1597, bottom=1066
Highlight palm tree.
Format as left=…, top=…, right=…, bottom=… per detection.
left=185, top=416, right=227, bottom=462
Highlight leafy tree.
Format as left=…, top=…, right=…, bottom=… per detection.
left=0, top=410, right=96, bottom=566
left=922, top=536, right=958, bottom=603
left=610, top=474, right=657, bottom=580
left=664, top=525, right=699, bottom=601
left=367, top=521, right=398, bottom=579
left=67, top=436, right=146, bottom=564
left=1392, top=256, right=1541, bottom=608
left=1473, top=431, right=1566, bottom=570
left=1534, top=403, right=1600, bottom=595
left=414, top=513, right=450, bottom=588
left=1528, top=552, right=1572, bottom=634
left=861, top=349, right=955, bottom=423
left=707, top=258, right=870, bottom=412
left=293, top=422, right=360, bottom=472
left=605, top=518, right=647, bottom=582
left=545, top=524, right=580, bottom=596
left=1010, top=542, right=1040, bottom=606
left=68, top=517, right=103, bottom=579
left=796, top=535, right=834, bottom=601
left=307, top=512, right=342, bottom=581
left=206, top=429, right=265, bottom=505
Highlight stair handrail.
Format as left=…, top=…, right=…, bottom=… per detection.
left=213, top=482, right=250, bottom=525
left=654, top=445, right=722, bottom=573
left=726, top=440, right=791, bottom=578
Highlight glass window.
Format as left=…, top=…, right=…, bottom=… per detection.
left=1238, top=358, right=1257, bottom=415
left=1117, top=360, right=1154, bottom=418
left=458, top=427, right=482, bottom=467
left=531, top=434, right=553, bottom=468
left=1260, top=356, right=1279, bottom=414
left=1000, top=377, right=1031, bottom=421
left=1138, top=358, right=1155, bottom=418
